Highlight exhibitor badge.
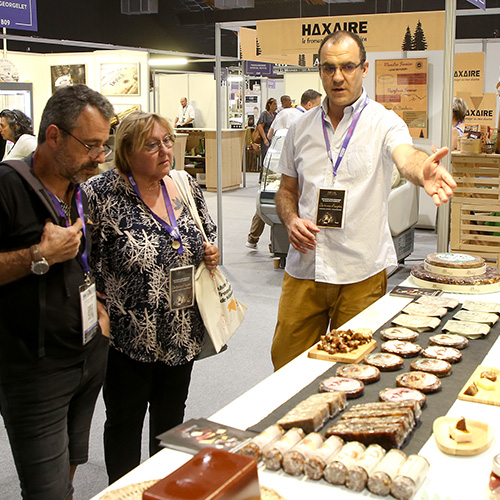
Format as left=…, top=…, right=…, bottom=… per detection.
left=316, top=188, right=347, bottom=229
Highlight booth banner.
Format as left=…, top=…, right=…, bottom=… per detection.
left=375, top=58, right=428, bottom=139
left=240, top=27, right=317, bottom=67
left=256, top=11, right=445, bottom=56
left=454, top=52, right=484, bottom=95
left=458, top=92, right=497, bottom=129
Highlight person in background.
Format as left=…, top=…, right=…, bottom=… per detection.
left=0, top=109, right=37, bottom=160
left=82, top=111, right=219, bottom=483
left=174, top=97, right=195, bottom=128
left=277, top=94, right=293, bottom=112
left=0, top=84, right=112, bottom=499
left=255, top=97, right=278, bottom=166
left=268, top=89, right=322, bottom=140
left=271, top=30, right=456, bottom=371
left=452, top=97, right=467, bottom=150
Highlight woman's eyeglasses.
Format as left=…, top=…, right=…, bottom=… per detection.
left=144, top=135, right=176, bottom=153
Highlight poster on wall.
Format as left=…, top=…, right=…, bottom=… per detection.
left=100, top=63, right=140, bottom=96
left=244, top=95, right=260, bottom=127
left=454, top=53, right=484, bottom=95
left=50, top=65, right=86, bottom=94
left=375, top=58, right=428, bottom=138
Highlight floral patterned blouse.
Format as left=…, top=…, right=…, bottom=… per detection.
left=82, top=169, right=216, bottom=365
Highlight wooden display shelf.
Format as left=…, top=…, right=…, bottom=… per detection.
left=175, top=128, right=246, bottom=191
left=450, top=152, right=500, bottom=268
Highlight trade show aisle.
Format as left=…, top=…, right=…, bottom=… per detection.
left=0, top=173, right=436, bottom=499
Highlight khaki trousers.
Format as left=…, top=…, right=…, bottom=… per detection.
left=271, top=270, right=387, bottom=370
left=247, top=211, right=266, bottom=244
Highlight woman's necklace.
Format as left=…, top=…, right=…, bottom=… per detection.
left=141, top=181, right=161, bottom=191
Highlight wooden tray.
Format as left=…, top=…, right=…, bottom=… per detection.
left=308, top=339, right=377, bottom=364
left=457, top=365, right=500, bottom=406
left=433, top=416, right=494, bottom=456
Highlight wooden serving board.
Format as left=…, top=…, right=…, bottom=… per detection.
left=433, top=416, right=494, bottom=456
left=308, top=339, right=377, bottom=364
left=457, top=365, right=500, bottom=406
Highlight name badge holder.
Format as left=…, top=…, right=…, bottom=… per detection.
left=128, top=174, right=184, bottom=254
left=316, top=188, right=347, bottom=229
left=170, top=265, right=195, bottom=310
left=45, top=185, right=99, bottom=344
left=319, top=94, right=369, bottom=228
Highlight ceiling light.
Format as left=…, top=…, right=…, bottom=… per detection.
left=149, top=58, right=188, bottom=66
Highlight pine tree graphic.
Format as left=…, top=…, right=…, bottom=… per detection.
left=298, top=54, right=305, bottom=66
left=412, top=21, right=428, bottom=50
left=401, top=26, right=413, bottom=51
left=256, top=38, right=262, bottom=56
left=239, top=45, right=243, bottom=60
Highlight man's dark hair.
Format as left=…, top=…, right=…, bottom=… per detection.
left=301, top=89, right=322, bottom=106
left=318, top=30, right=366, bottom=63
left=0, top=109, right=33, bottom=140
left=38, top=84, right=115, bottom=145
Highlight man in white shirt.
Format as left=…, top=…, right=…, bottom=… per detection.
left=174, top=97, right=195, bottom=128
left=271, top=30, right=456, bottom=370
left=268, top=89, right=322, bottom=140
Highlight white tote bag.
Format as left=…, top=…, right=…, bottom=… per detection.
left=170, top=170, right=246, bottom=354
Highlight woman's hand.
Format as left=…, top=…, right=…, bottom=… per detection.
left=203, top=241, right=220, bottom=271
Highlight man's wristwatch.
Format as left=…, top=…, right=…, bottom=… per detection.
left=30, top=244, right=50, bottom=275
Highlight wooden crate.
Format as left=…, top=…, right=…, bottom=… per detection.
left=450, top=153, right=500, bottom=268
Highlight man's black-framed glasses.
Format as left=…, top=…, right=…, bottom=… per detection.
left=59, top=127, right=112, bottom=160
left=319, top=61, right=365, bottom=76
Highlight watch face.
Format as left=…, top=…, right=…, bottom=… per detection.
left=31, top=259, right=49, bottom=275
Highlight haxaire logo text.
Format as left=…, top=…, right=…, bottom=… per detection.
left=467, top=109, right=493, bottom=117
left=454, top=70, right=481, bottom=78
left=302, top=21, right=368, bottom=37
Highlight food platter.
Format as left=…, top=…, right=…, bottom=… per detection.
left=433, top=416, right=494, bottom=456
left=308, top=339, right=377, bottom=363
left=458, top=365, right=500, bottom=406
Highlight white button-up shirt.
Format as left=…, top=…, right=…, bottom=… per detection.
left=277, top=90, right=413, bottom=284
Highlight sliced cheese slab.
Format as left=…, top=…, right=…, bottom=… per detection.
left=442, top=319, right=490, bottom=339
left=462, top=300, right=500, bottom=314
left=416, top=295, right=460, bottom=309
left=453, top=310, right=499, bottom=325
left=403, top=303, right=448, bottom=318
left=392, top=313, right=441, bottom=332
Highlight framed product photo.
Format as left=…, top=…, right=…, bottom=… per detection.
left=50, top=64, right=86, bottom=94
left=100, top=62, right=140, bottom=96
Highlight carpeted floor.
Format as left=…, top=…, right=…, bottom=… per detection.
left=0, top=173, right=438, bottom=499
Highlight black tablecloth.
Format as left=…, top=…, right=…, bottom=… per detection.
left=249, top=303, right=500, bottom=455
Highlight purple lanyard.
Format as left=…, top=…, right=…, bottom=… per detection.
left=321, top=94, right=369, bottom=176
left=45, top=185, right=90, bottom=274
left=128, top=174, right=184, bottom=255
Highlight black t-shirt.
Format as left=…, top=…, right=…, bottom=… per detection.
left=0, top=163, right=106, bottom=381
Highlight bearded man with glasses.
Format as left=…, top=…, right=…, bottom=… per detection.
left=271, top=30, right=457, bottom=371
left=0, top=84, right=114, bottom=499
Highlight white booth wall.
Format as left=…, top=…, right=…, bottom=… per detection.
left=3, top=49, right=150, bottom=135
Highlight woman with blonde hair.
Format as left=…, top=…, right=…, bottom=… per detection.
left=83, top=111, right=219, bottom=483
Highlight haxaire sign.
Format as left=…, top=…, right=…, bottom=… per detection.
left=301, top=21, right=368, bottom=37
left=255, top=11, right=445, bottom=57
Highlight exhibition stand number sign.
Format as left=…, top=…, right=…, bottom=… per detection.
left=0, top=0, right=37, bottom=31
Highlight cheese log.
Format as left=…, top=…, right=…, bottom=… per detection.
left=345, top=443, right=386, bottom=492
left=304, top=435, right=344, bottom=481
left=282, top=433, right=324, bottom=476
left=237, top=424, right=284, bottom=461
left=263, top=427, right=305, bottom=471
left=391, top=454, right=430, bottom=500
left=368, top=449, right=407, bottom=497
left=323, top=441, right=366, bottom=485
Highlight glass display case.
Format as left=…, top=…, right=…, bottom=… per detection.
left=257, top=128, right=290, bottom=265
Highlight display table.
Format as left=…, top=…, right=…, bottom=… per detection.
left=90, top=285, right=500, bottom=500
left=175, top=128, right=246, bottom=192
